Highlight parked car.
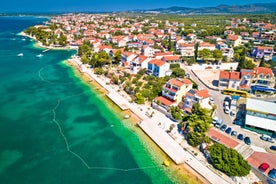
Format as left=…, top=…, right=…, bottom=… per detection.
left=212, top=117, right=218, bottom=124
left=259, top=163, right=270, bottom=172
left=270, top=146, right=276, bottom=151
left=209, top=97, right=215, bottom=104
left=231, top=131, right=237, bottom=137
left=220, top=124, right=227, bottom=131
left=215, top=123, right=221, bottom=128
left=268, top=168, right=276, bottom=179
left=244, top=136, right=251, bottom=145
left=225, top=127, right=232, bottom=134
left=260, top=134, right=275, bottom=143
left=224, top=96, right=231, bottom=103
left=237, top=134, right=244, bottom=141
left=224, top=107, right=230, bottom=114
left=230, top=111, right=236, bottom=117
left=223, top=101, right=229, bottom=107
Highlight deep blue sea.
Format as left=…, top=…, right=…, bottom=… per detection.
left=0, top=16, right=178, bottom=184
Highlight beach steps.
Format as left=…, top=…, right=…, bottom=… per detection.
left=235, top=143, right=254, bottom=159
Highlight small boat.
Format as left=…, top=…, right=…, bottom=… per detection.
left=124, top=114, right=130, bottom=119
left=36, top=54, right=43, bottom=57
left=17, top=53, right=24, bottom=57
left=163, top=160, right=170, bottom=167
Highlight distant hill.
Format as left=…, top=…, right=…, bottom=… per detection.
left=144, top=3, right=276, bottom=14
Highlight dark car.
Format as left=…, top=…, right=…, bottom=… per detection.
left=224, top=96, right=231, bottom=102
left=225, top=127, right=232, bottom=134
left=244, top=136, right=251, bottom=145
left=220, top=124, right=227, bottom=131
left=237, top=134, right=244, bottom=141
left=231, top=131, right=237, bottom=137
left=258, top=163, right=270, bottom=172
left=268, top=168, right=276, bottom=179
left=270, top=146, right=276, bottom=151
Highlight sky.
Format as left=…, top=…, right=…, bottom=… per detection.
left=1, top=0, right=276, bottom=13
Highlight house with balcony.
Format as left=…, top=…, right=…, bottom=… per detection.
left=227, top=34, right=242, bottom=47
left=239, top=69, right=255, bottom=91
left=252, top=46, right=274, bottom=61
left=216, top=42, right=234, bottom=59
left=152, top=78, right=193, bottom=114
left=147, top=59, right=170, bottom=77
left=143, top=45, right=155, bottom=57
left=176, top=43, right=195, bottom=57
left=218, top=71, right=240, bottom=89
left=183, top=89, right=212, bottom=114
left=130, top=55, right=150, bottom=74
left=250, top=67, right=276, bottom=92
left=198, top=42, right=216, bottom=51
left=162, top=78, right=193, bottom=104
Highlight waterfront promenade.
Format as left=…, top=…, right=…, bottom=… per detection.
left=69, top=56, right=234, bottom=184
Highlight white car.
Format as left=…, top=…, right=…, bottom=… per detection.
left=224, top=101, right=229, bottom=107
left=209, top=97, right=215, bottom=104
left=224, top=107, right=230, bottom=114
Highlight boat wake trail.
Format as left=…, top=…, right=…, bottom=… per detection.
left=51, top=99, right=159, bottom=172
left=38, top=66, right=72, bottom=85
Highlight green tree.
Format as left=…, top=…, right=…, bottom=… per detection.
left=209, top=143, right=250, bottom=176
left=113, top=50, right=122, bottom=65
left=170, top=106, right=183, bottom=120
left=198, top=49, right=212, bottom=62
left=213, top=49, right=223, bottom=61
left=259, top=56, right=266, bottom=67
left=78, top=41, right=92, bottom=57
left=171, top=68, right=186, bottom=78
left=135, top=92, right=145, bottom=104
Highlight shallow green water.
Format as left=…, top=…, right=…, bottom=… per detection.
left=0, top=16, right=175, bottom=184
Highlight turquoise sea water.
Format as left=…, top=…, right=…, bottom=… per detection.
left=0, top=16, right=175, bottom=184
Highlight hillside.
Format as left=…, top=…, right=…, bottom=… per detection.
left=145, top=3, right=276, bottom=14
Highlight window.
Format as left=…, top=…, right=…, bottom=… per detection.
left=266, top=74, right=270, bottom=79
left=259, top=74, right=263, bottom=78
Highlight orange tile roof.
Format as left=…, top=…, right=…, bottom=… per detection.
left=199, top=42, right=215, bottom=47
left=155, top=52, right=173, bottom=56
left=149, top=59, right=166, bottom=67
left=227, top=34, right=239, bottom=41
left=196, top=89, right=210, bottom=99
left=178, top=43, right=194, bottom=47
left=229, top=72, right=240, bottom=80
left=168, top=78, right=192, bottom=88
left=219, top=71, right=230, bottom=79
left=255, top=46, right=273, bottom=51
left=98, top=45, right=112, bottom=50
left=163, top=55, right=180, bottom=61
left=254, top=67, right=273, bottom=76
left=138, top=55, right=148, bottom=63
left=155, top=96, right=174, bottom=106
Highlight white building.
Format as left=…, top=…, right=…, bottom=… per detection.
left=245, top=98, right=276, bottom=135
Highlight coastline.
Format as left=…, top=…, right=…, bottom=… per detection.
left=66, top=57, right=208, bottom=184
left=18, top=31, right=78, bottom=51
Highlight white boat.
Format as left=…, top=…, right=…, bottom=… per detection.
left=124, top=114, right=130, bottom=119
left=17, top=53, right=24, bottom=57
left=36, top=54, right=43, bottom=57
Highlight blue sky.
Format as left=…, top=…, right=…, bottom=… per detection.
left=1, top=0, right=275, bottom=12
